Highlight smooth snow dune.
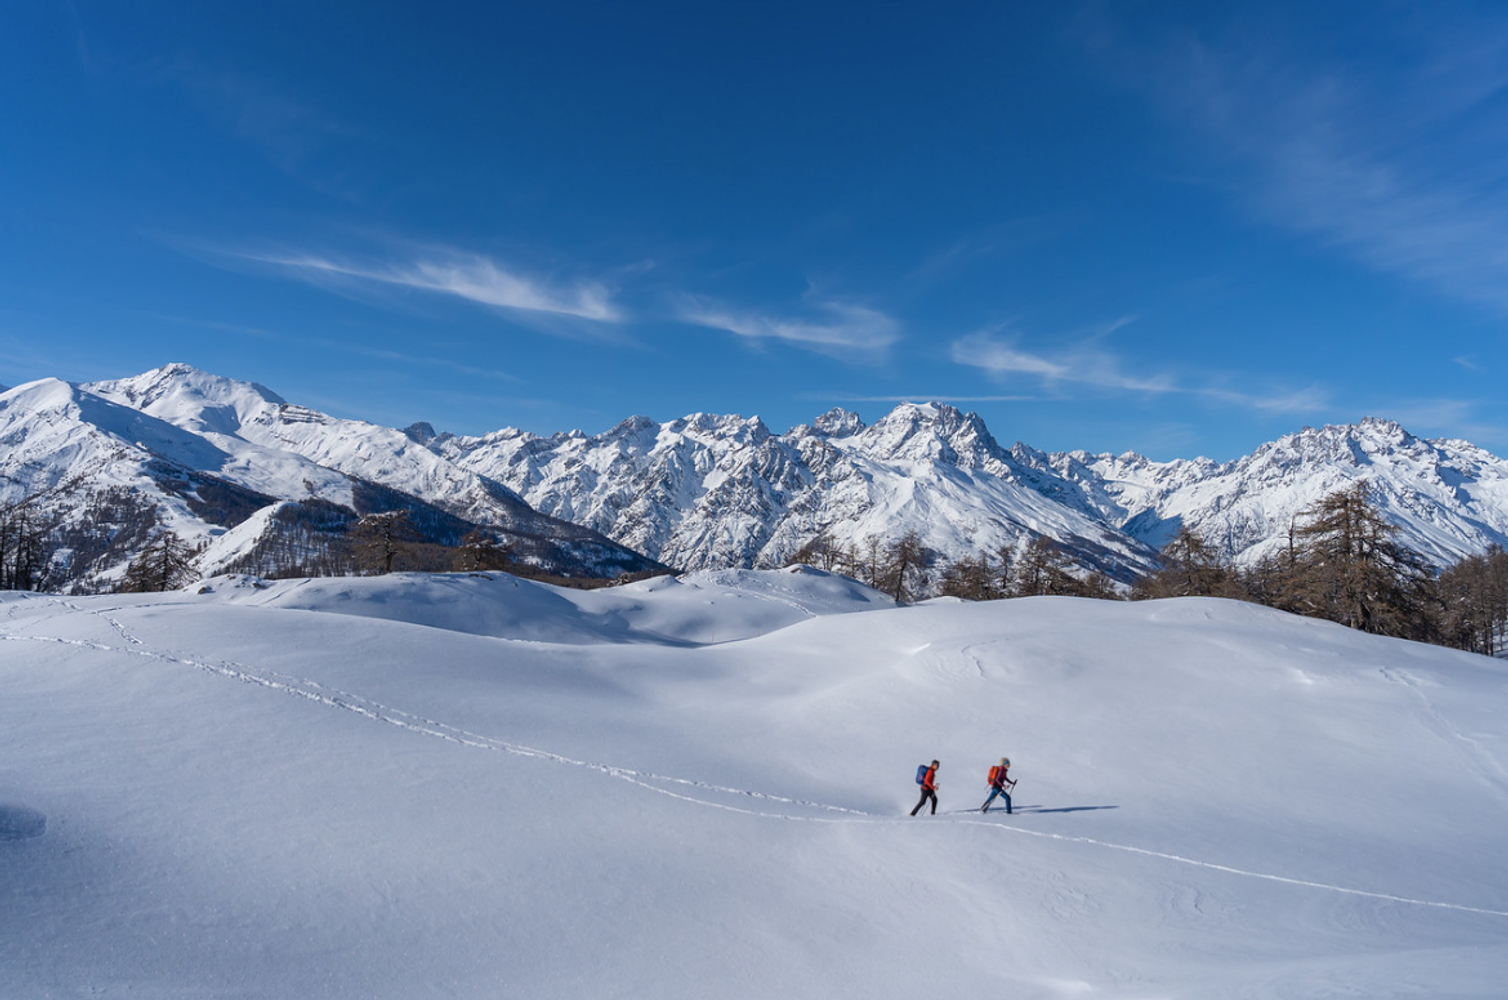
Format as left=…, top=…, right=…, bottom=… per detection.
left=1, top=576, right=1505, bottom=998
left=194, top=565, right=892, bottom=645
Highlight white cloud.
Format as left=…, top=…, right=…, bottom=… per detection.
left=235, top=249, right=623, bottom=322
left=678, top=296, right=900, bottom=356
left=951, top=327, right=1325, bottom=413
left=950, top=328, right=1172, bottom=393
left=1110, top=11, right=1508, bottom=316
left=1196, top=383, right=1330, bottom=414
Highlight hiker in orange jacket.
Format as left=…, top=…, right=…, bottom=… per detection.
left=981, top=757, right=1015, bottom=814
left=910, top=760, right=940, bottom=816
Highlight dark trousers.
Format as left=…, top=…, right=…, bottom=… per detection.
left=981, top=786, right=1012, bottom=814
left=911, top=787, right=937, bottom=816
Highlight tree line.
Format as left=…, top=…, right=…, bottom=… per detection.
left=114, top=510, right=647, bottom=593
left=791, top=481, right=1508, bottom=658
left=791, top=529, right=1120, bottom=604
left=5, top=478, right=1508, bottom=655
left=1124, top=481, right=1508, bottom=654
left=114, top=512, right=523, bottom=593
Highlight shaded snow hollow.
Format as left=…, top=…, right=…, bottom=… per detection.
left=1, top=568, right=1505, bottom=998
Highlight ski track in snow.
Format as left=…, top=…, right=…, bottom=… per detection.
left=1378, top=666, right=1508, bottom=802
left=6, top=597, right=1508, bottom=923
left=721, top=581, right=820, bottom=622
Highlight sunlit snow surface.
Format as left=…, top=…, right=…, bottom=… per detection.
left=2, top=567, right=1506, bottom=998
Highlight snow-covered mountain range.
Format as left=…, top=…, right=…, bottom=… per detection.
left=4, top=363, right=1508, bottom=591
left=436, top=403, right=1508, bottom=574
left=1027, top=417, right=1508, bottom=568
left=0, top=366, right=661, bottom=590
left=432, top=402, right=1160, bottom=580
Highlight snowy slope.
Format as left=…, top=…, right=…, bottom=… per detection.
left=202, top=565, right=894, bottom=645
left=2, top=571, right=1505, bottom=998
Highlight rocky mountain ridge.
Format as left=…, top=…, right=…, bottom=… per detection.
left=4, top=363, right=1508, bottom=591
left=0, top=365, right=663, bottom=591
left=438, top=408, right=1508, bottom=575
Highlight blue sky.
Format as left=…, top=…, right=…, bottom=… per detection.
left=4, top=1, right=1507, bottom=460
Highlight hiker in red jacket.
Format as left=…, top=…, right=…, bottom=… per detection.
left=980, top=757, right=1015, bottom=814
left=910, top=760, right=940, bottom=816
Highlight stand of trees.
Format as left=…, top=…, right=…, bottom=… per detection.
left=1433, top=547, right=1508, bottom=654
left=0, top=498, right=48, bottom=591
left=788, top=482, right=1508, bottom=659
left=1122, top=481, right=1449, bottom=643
left=5, top=477, right=1508, bottom=657
left=793, top=529, right=1118, bottom=603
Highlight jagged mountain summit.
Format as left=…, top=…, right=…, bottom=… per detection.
left=0, top=365, right=662, bottom=591
left=1023, top=417, right=1508, bottom=568
left=5, top=363, right=1508, bottom=592
left=432, top=402, right=1160, bottom=580
left=435, top=405, right=1508, bottom=576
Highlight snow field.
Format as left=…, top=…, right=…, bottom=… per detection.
left=1, top=570, right=1506, bottom=997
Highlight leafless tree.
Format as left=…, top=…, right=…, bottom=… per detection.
left=1131, top=525, right=1243, bottom=600
left=451, top=528, right=515, bottom=572
left=1284, top=481, right=1435, bottom=639
left=789, top=530, right=842, bottom=571
left=1009, top=534, right=1080, bottom=597
left=874, top=530, right=936, bottom=603
left=351, top=510, right=421, bottom=575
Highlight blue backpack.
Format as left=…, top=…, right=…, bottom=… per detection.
left=915, top=763, right=929, bottom=785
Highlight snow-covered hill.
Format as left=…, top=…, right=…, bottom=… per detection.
left=2, top=571, right=1504, bottom=997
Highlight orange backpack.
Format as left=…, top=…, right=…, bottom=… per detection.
left=987, top=765, right=1004, bottom=786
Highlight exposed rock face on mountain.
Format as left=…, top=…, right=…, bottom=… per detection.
left=433, top=403, right=1162, bottom=581
left=1018, top=418, right=1508, bottom=569
left=0, top=365, right=663, bottom=591
left=437, top=407, right=1508, bottom=577
left=5, top=363, right=1508, bottom=593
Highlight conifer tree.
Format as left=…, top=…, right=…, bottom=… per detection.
left=937, top=551, right=1000, bottom=601
left=120, top=530, right=198, bottom=593
left=1132, top=525, right=1242, bottom=600
left=1009, top=534, right=1079, bottom=597
left=1287, top=481, right=1434, bottom=638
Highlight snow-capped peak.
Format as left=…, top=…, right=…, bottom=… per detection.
left=86, top=363, right=286, bottom=436
left=812, top=407, right=866, bottom=438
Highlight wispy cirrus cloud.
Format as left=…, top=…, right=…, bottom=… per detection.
left=951, top=326, right=1173, bottom=394
left=951, top=326, right=1326, bottom=414
left=225, top=247, right=624, bottom=323
left=1095, top=8, right=1508, bottom=316
left=677, top=295, right=900, bottom=357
